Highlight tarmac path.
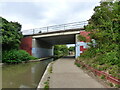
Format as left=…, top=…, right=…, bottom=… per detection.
left=49, top=56, right=105, bottom=88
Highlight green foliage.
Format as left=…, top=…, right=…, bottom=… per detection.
left=2, top=50, right=36, bottom=64
left=109, top=83, right=114, bottom=87
left=49, top=66, right=52, bottom=73
left=44, top=78, right=50, bottom=89
left=83, top=1, right=120, bottom=65
left=115, top=84, right=120, bottom=88
left=68, top=46, right=75, bottom=52
left=0, top=17, right=23, bottom=50
left=77, top=35, right=86, bottom=42
left=75, top=63, right=81, bottom=67
left=100, top=75, right=105, bottom=79
left=54, top=45, right=68, bottom=56
left=44, top=81, right=49, bottom=89
left=77, top=1, right=120, bottom=85
left=1, top=17, right=37, bottom=64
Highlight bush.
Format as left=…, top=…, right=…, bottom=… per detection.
left=75, top=63, right=81, bottom=67
left=100, top=75, right=105, bottom=79
left=2, top=49, right=37, bottom=64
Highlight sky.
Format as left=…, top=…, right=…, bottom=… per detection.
left=0, top=0, right=101, bottom=31
left=0, top=0, right=101, bottom=47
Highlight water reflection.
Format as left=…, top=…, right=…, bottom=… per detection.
left=2, top=58, right=53, bottom=88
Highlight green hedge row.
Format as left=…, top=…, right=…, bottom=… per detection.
left=2, top=49, right=37, bottom=64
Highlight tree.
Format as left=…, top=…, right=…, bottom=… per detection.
left=68, top=46, right=75, bottom=52
left=78, top=1, right=120, bottom=65
left=1, top=17, right=37, bottom=63
left=0, top=17, right=23, bottom=50
left=77, top=1, right=120, bottom=81
left=54, top=45, right=68, bottom=56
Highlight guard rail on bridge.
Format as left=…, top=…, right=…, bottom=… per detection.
left=22, top=21, right=88, bottom=35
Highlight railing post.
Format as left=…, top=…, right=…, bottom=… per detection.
left=64, top=25, right=65, bottom=30
left=47, top=27, right=48, bottom=32
left=23, top=21, right=87, bottom=35
left=33, top=29, right=34, bottom=34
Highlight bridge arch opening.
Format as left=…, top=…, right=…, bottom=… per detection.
left=20, top=30, right=91, bottom=59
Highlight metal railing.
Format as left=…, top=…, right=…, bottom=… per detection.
left=22, top=21, right=88, bottom=35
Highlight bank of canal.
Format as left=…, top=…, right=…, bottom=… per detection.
left=2, top=58, right=53, bottom=88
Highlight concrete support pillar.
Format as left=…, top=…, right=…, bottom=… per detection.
left=32, top=38, right=53, bottom=58
left=75, top=34, right=80, bottom=58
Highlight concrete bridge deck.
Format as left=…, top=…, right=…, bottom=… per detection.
left=49, top=57, right=105, bottom=88
left=20, top=21, right=88, bottom=58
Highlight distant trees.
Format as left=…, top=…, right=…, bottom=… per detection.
left=54, top=45, right=75, bottom=56
left=54, top=45, right=69, bottom=56
left=68, top=46, right=75, bottom=52
left=68, top=46, right=75, bottom=55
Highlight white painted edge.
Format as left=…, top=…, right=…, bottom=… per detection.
left=37, top=61, right=53, bottom=89
left=33, top=31, right=80, bottom=38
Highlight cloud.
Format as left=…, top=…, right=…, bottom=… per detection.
left=1, top=2, right=47, bottom=22
left=0, top=0, right=100, bottom=30
left=43, top=1, right=100, bottom=24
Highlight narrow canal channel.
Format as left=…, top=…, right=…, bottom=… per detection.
left=2, top=58, right=53, bottom=88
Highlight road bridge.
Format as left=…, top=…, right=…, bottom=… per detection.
left=20, top=21, right=90, bottom=58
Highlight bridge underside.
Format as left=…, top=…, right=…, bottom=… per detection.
left=36, top=34, right=75, bottom=45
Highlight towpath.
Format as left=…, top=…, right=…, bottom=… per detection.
left=49, top=56, right=105, bottom=88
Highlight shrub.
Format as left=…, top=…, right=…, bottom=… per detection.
left=100, top=75, right=105, bottom=79
left=44, top=81, right=49, bottom=89
left=109, top=83, right=114, bottom=87
left=115, top=84, right=120, bottom=88
left=75, top=63, right=81, bottom=67
left=2, top=49, right=37, bottom=64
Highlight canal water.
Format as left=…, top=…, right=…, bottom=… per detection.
left=2, top=58, right=53, bottom=88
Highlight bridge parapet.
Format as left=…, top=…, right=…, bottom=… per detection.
left=22, top=21, right=88, bottom=35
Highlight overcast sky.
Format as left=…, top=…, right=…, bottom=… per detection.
left=0, top=0, right=101, bottom=31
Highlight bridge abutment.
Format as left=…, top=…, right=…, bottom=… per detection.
left=75, top=31, right=91, bottom=58
left=20, top=37, right=53, bottom=58
left=32, top=38, right=53, bottom=58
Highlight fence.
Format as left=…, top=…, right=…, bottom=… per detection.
left=22, top=21, right=88, bottom=35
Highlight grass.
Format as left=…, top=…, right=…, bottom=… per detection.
left=100, top=75, right=105, bottom=79
left=49, top=66, right=52, bottom=73
left=115, top=84, right=120, bottom=88
left=75, top=58, right=120, bottom=88
left=75, top=62, right=81, bottom=67
left=44, top=63, right=53, bottom=89
left=44, top=77, right=50, bottom=89
left=44, top=81, right=49, bottom=89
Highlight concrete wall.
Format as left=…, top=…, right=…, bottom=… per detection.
left=32, top=38, right=53, bottom=58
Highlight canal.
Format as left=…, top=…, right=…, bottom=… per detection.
left=2, top=58, right=53, bottom=88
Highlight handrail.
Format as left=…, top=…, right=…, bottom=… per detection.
left=22, top=21, right=88, bottom=35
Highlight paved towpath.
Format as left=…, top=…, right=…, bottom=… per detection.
left=49, top=56, right=105, bottom=88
